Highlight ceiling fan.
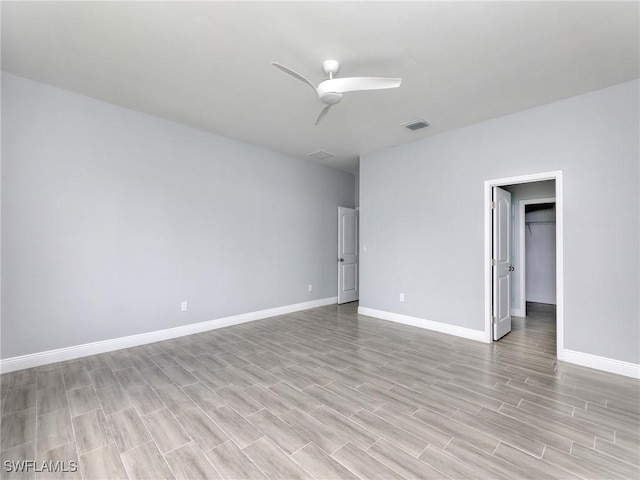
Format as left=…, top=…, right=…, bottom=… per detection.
left=272, top=59, right=402, bottom=125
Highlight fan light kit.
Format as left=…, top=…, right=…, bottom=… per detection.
left=272, top=59, right=402, bottom=125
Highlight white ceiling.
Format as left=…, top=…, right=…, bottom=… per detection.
left=2, top=1, right=639, bottom=173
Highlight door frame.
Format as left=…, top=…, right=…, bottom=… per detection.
left=484, top=170, right=564, bottom=359
left=515, top=197, right=556, bottom=317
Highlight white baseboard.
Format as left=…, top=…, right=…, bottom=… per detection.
left=0, top=297, right=337, bottom=374
left=559, top=349, right=640, bottom=379
left=358, top=306, right=487, bottom=343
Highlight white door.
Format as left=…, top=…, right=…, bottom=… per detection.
left=338, top=207, right=359, bottom=304
left=493, top=187, right=512, bottom=340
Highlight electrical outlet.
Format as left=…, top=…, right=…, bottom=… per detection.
left=181, top=301, right=188, bottom=311
left=399, top=293, right=405, bottom=302
left=308, top=284, right=313, bottom=292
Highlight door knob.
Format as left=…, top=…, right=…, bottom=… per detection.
left=339, top=258, right=344, bottom=262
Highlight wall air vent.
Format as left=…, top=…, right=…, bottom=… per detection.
left=308, top=150, right=335, bottom=160
left=402, top=119, right=430, bottom=131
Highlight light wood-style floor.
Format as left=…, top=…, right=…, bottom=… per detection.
left=1, top=302, right=639, bottom=479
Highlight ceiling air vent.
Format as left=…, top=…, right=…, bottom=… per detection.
left=402, top=119, right=430, bottom=131
left=308, top=150, right=334, bottom=160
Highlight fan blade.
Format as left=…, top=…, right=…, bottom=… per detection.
left=315, top=105, right=332, bottom=125
left=272, top=63, right=317, bottom=93
left=319, top=77, right=401, bottom=94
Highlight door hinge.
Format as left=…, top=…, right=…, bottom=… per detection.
left=491, top=259, right=496, bottom=267
left=491, top=201, right=496, bottom=209
left=492, top=316, right=497, bottom=324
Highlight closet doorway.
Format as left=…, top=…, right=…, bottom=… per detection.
left=484, top=171, right=564, bottom=359
left=520, top=198, right=556, bottom=311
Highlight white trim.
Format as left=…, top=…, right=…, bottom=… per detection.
left=484, top=170, right=564, bottom=358
left=561, top=350, right=640, bottom=379
left=0, top=297, right=337, bottom=374
left=358, top=307, right=486, bottom=343
left=517, top=197, right=556, bottom=316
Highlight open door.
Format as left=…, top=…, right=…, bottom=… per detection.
left=338, top=207, right=359, bottom=304
left=493, top=187, right=512, bottom=340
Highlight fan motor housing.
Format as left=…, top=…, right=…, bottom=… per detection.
left=319, top=91, right=343, bottom=105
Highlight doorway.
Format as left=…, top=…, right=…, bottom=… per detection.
left=520, top=198, right=556, bottom=311
left=484, top=171, right=564, bottom=358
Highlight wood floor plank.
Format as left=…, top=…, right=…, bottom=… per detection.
left=517, top=399, right=615, bottom=441
left=72, top=410, right=112, bottom=455
left=542, top=445, right=629, bottom=480
left=268, top=383, right=321, bottom=413
left=356, top=382, right=422, bottom=415
left=165, top=443, right=220, bottom=480
left=36, top=408, right=75, bottom=455
left=367, top=438, right=450, bottom=479
left=206, top=441, right=268, bottom=480
left=246, top=409, right=308, bottom=454
left=493, top=442, right=582, bottom=480
left=142, top=408, right=191, bottom=454
left=36, top=385, right=68, bottom=416
left=451, top=409, right=546, bottom=457
left=107, top=407, right=151, bottom=453
left=304, top=384, right=362, bottom=417
left=594, top=437, right=640, bottom=466
left=95, top=384, right=133, bottom=416
left=475, top=407, right=573, bottom=453
left=331, top=442, right=404, bottom=480
left=36, top=442, right=81, bottom=480
left=155, top=384, right=198, bottom=414
left=126, top=385, right=165, bottom=416
left=497, top=403, right=596, bottom=447
left=0, top=441, right=35, bottom=480
left=292, top=443, right=358, bottom=480
left=308, top=406, right=379, bottom=450
left=371, top=404, right=452, bottom=449
left=79, top=443, right=128, bottom=480
left=174, top=407, right=229, bottom=451
left=242, top=437, right=311, bottom=480
left=244, top=385, right=293, bottom=416
left=67, top=385, right=101, bottom=418
left=570, top=442, right=640, bottom=479
left=120, top=441, right=175, bottom=480
left=419, top=445, right=486, bottom=480
left=2, top=384, right=36, bottom=416
left=350, top=409, right=429, bottom=457
left=444, top=437, right=538, bottom=480
left=182, top=382, right=227, bottom=412
left=207, top=406, right=263, bottom=449
left=280, top=408, right=347, bottom=455
left=216, top=386, right=263, bottom=417
left=412, top=407, right=500, bottom=454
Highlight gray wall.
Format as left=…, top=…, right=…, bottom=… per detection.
left=360, top=79, right=639, bottom=364
left=503, top=181, right=556, bottom=313
left=1, top=73, right=355, bottom=359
